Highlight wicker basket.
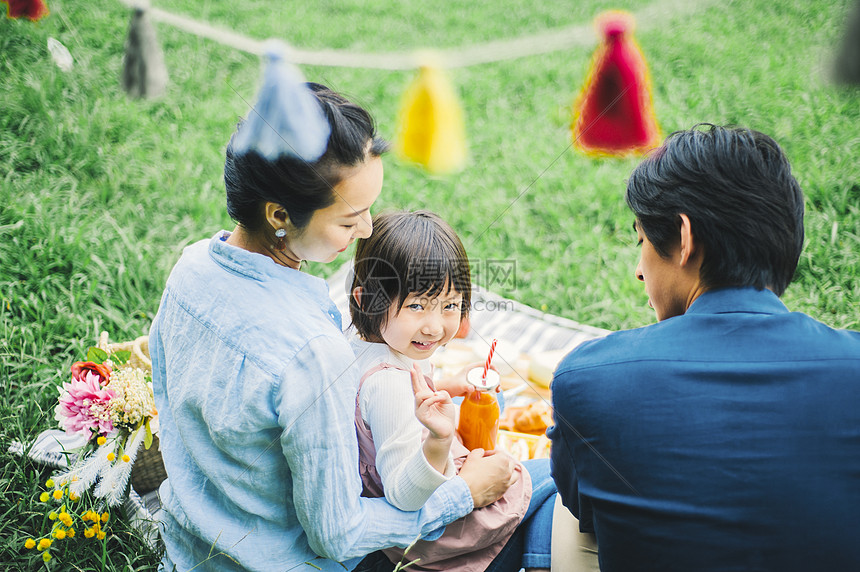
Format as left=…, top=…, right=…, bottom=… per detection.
left=98, top=331, right=167, bottom=495
left=98, top=331, right=152, bottom=371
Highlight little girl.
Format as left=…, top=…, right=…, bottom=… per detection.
left=349, top=210, right=556, bottom=572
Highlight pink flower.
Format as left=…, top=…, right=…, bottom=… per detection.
left=55, top=371, right=116, bottom=437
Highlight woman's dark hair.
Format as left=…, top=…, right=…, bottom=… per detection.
left=350, top=211, right=471, bottom=342
left=224, top=83, right=390, bottom=231
left=626, top=124, right=805, bottom=296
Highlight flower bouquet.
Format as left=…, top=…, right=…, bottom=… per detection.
left=23, top=333, right=160, bottom=563
left=51, top=340, right=158, bottom=506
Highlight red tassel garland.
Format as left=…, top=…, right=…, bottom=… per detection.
left=3, top=0, right=49, bottom=21
left=572, top=11, right=661, bottom=156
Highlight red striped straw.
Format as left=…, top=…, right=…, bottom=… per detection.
left=482, top=339, right=498, bottom=382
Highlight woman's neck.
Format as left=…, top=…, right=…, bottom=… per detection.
left=225, top=225, right=302, bottom=270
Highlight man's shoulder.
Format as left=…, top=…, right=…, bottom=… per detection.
left=555, top=321, right=669, bottom=376
left=554, top=305, right=860, bottom=381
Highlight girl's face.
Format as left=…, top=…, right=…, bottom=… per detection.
left=381, top=285, right=464, bottom=360
left=287, top=157, right=383, bottom=264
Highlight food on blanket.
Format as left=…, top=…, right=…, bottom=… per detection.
left=433, top=342, right=479, bottom=370
left=497, top=431, right=532, bottom=461
left=528, top=349, right=569, bottom=388
left=497, top=430, right=552, bottom=461
left=517, top=401, right=554, bottom=433
left=500, top=407, right=524, bottom=432
left=500, top=401, right=553, bottom=435
left=458, top=369, right=501, bottom=450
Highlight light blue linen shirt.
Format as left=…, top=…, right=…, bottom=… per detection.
left=150, top=232, right=473, bottom=572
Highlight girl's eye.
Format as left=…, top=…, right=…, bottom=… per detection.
left=406, top=303, right=423, bottom=311
left=342, top=224, right=357, bottom=230
left=444, top=302, right=461, bottom=311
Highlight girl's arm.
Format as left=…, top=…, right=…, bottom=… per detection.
left=361, top=366, right=456, bottom=511
left=410, top=363, right=455, bottom=475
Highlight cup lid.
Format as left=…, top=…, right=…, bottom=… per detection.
left=467, top=368, right=500, bottom=391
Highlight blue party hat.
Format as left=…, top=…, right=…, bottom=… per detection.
left=233, top=40, right=331, bottom=161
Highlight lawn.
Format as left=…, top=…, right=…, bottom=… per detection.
left=1, top=0, right=858, bottom=569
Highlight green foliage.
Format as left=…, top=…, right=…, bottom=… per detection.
left=1, top=0, right=858, bottom=568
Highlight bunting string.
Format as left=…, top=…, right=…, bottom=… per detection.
left=112, top=0, right=716, bottom=171
left=118, top=0, right=717, bottom=69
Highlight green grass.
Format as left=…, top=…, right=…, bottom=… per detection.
left=2, top=0, right=858, bottom=568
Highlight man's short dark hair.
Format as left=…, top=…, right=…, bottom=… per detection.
left=625, top=124, right=805, bottom=296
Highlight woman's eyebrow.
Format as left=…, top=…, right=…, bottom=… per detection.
left=344, top=207, right=370, bottom=218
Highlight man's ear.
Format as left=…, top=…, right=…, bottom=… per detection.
left=351, top=287, right=363, bottom=309
left=678, top=213, right=697, bottom=267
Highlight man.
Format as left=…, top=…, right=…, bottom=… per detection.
left=549, top=124, right=860, bottom=571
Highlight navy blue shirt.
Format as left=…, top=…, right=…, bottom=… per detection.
left=549, top=287, right=860, bottom=571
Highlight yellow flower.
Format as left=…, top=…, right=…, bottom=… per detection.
left=97, top=436, right=107, bottom=446
left=39, top=492, right=49, bottom=502
left=69, top=491, right=80, bottom=502
left=52, top=489, right=63, bottom=500
left=122, top=454, right=131, bottom=463
left=54, top=529, right=66, bottom=540
left=45, top=479, right=55, bottom=488
left=84, top=527, right=95, bottom=538
left=101, top=511, right=110, bottom=523
left=106, top=452, right=115, bottom=462
left=96, top=529, right=106, bottom=540
left=67, top=527, right=75, bottom=538
left=42, top=552, right=52, bottom=562
left=24, top=538, right=36, bottom=549
left=48, top=511, right=57, bottom=521
left=37, top=538, right=52, bottom=550
left=60, top=512, right=73, bottom=527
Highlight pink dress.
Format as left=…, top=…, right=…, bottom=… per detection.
left=355, top=362, right=532, bottom=572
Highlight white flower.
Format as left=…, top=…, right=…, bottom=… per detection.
left=107, top=367, right=155, bottom=428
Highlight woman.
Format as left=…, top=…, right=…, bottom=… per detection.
left=149, top=83, right=516, bottom=572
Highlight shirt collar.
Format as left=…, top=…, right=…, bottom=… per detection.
left=208, top=231, right=342, bottom=327
left=686, top=287, right=789, bottom=316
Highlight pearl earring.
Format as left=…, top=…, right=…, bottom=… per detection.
left=274, top=228, right=287, bottom=250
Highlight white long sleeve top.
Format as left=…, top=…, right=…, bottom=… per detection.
left=352, top=339, right=457, bottom=511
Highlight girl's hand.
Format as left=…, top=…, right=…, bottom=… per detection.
left=436, top=362, right=502, bottom=398
left=411, top=363, right=456, bottom=441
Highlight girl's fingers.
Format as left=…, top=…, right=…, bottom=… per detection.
left=422, top=393, right=450, bottom=408
left=410, top=363, right=429, bottom=395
